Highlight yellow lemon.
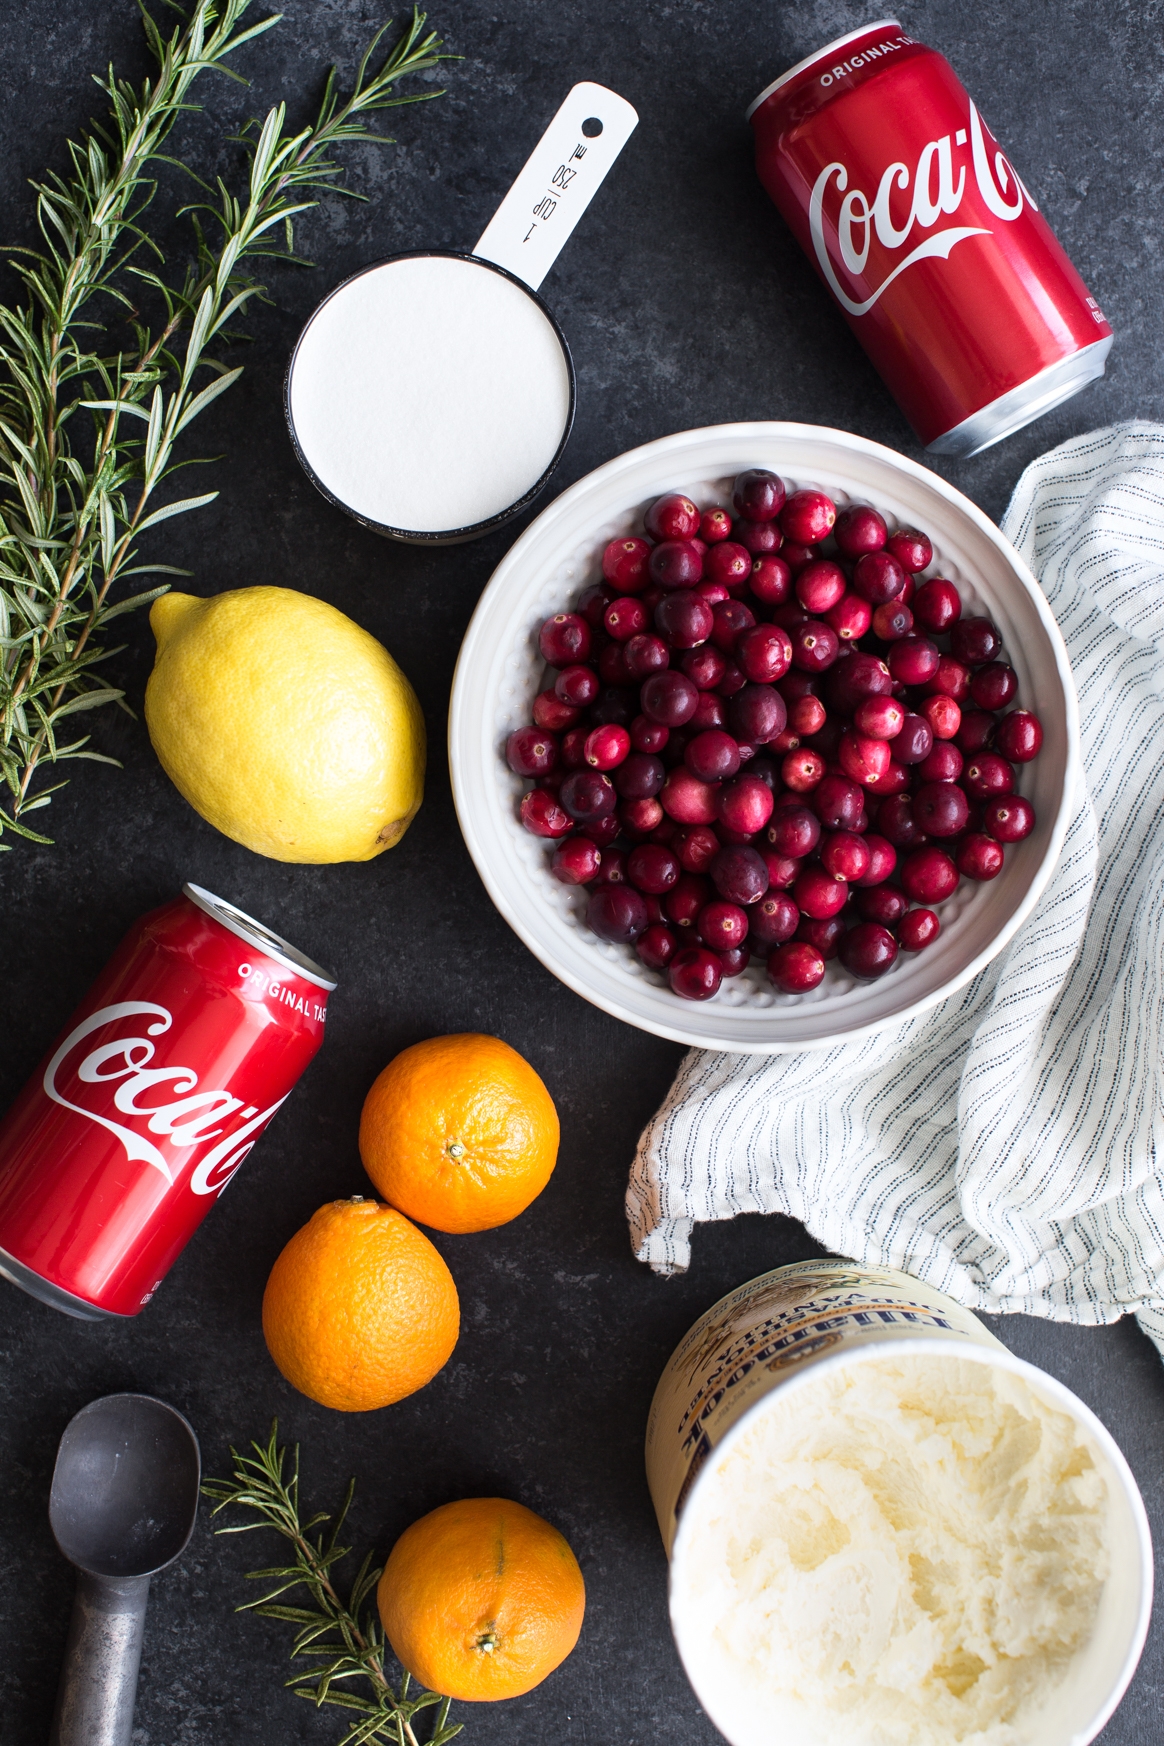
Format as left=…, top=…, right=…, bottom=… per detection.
left=145, top=587, right=425, bottom=862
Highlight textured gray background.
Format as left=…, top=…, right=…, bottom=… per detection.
left=1, top=1, right=1162, bottom=1741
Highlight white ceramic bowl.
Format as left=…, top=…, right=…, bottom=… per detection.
left=449, top=423, right=1079, bottom=1052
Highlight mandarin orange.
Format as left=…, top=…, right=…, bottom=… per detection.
left=261, top=1197, right=458, bottom=1411
left=376, top=1497, right=585, bottom=1701
left=358, top=1033, right=559, bottom=1234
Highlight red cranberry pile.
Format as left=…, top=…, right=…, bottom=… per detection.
left=507, top=473, right=1042, bottom=1003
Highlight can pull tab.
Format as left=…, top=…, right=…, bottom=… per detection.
left=473, top=81, right=638, bottom=293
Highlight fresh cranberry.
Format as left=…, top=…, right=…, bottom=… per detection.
left=660, top=767, right=719, bottom=824
left=636, top=924, right=678, bottom=970
left=681, top=645, right=728, bottom=690
left=913, top=781, right=969, bottom=838
left=520, top=788, right=571, bottom=837
left=824, top=651, right=892, bottom=713
left=795, top=915, right=845, bottom=960
left=920, top=694, right=961, bottom=740
left=589, top=685, right=635, bottom=726
left=506, top=725, right=558, bottom=778
left=957, top=834, right=1004, bottom=880
left=717, top=658, right=747, bottom=697
left=710, top=845, right=769, bottom=905
left=588, top=885, right=648, bottom=945
left=641, top=670, right=699, bottom=726
left=649, top=540, right=704, bottom=591
left=898, top=907, right=939, bottom=951
left=748, top=555, right=793, bottom=606
left=603, top=597, right=647, bottom=642
left=736, top=623, right=793, bottom=684
left=716, top=774, right=773, bottom=837
left=763, top=805, right=817, bottom=859
left=539, top=612, right=591, bottom=667
left=876, top=794, right=926, bottom=848
left=789, top=619, right=840, bottom=674
left=950, top=616, right=1002, bottom=666
left=664, top=873, right=713, bottom=930
left=532, top=689, right=579, bottom=732
left=779, top=541, right=817, bottom=574
left=995, top=710, right=1043, bottom=762
left=695, top=579, right=730, bottom=606
left=644, top=493, right=699, bottom=542
left=911, top=578, right=961, bottom=633
left=761, top=847, right=799, bottom=889
left=584, top=724, right=630, bottom=770
left=768, top=940, right=826, bottom=992
left=710, top=599, right=756, bottom=655
left=887, top=636, right=939, bottom=687
left=840, top=922, right=898, bottom=979
left=820, top=830, right=871, bottom=882
left=733, top=468, right=786, bottom=522
left=655, top=591, right=713, bottom=649
left=620, top=798, right=664, bottom=837
left=672, top=824, right=720, bottom=872
left=613, top=752, right=664, bottom=800
left=853, top=550, right=907, bottom=605
left=602, top=537, right=653, bottom=592
left=782, top=748, right=825, bottom=792
left=630, top=715, right=668, bottom=754
left=884, top=528, right=933, bottom=573
left=796, top=560, right=847, bottom=615
left=853, top=890, right=907, bottom=945
left=560, top=769, right=617, bottom=823
left=825, top=593, right=873, bottom=643
left=718, top=945, right=751, bottom=977
left=700, top=507, right=733, bottom=544
left=729, top=683, right=787, bottom=744
left=554, top=664, right=599, bottom=709
left=854, top=834, right=897, bottom=887
left=917, top=742, right=963, bottom=784
left=625, top=843, right=679, bottom=894
left=738, top=888, right=795, bottom=951
left=581, top=812, right=621, bottom=847
left=854, top=696, right=904, bottom=740
left=578, top=583, right=614, bottom=630
left=690, top=691, right=727, bottom=732
left=685, top=729, right=740, bottom=783
left=777, top=670, right=820, bottom=703
left=834, top=504, right=887, bottom=558
left=863, top=759, right=909, bottom=797
left=697, top=900, right=748, bottom=951
left=780, top=488, right=836, bottom=545
left=704, top=541, right=753, bottom=592
left=561, top=727, right=589, bottom=768
left=551, top=837, right=602, bottom=884
left=789, top=695, right=827, bottom=736
left=838, top=729, right=890, bottom=787
left=962, top=752, right=1014, bottom=800
left=811, top=774, right=864, bottom=831
left=793, top=864, right=848, bottom=919
left=923, top=657, right=970, bottom=704
left=954, top=710, right=995, bottom=754
left=872, top=599, right=914, bottom=641
left=893, top=712, right=933, bottom=765
left=595, top=846, right=629, bottom=885
left=901, top=846, right=958, bottom=904
left=735, top=519, right=783, bottom=555
left=983, top=794, right=1035, bottom=842
left=669, top=946, right=723, bottom=1001
left=624, top=633, right=670, bottom=681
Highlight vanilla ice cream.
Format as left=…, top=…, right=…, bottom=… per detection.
left=671, top=1354, right=1111, bottom=1746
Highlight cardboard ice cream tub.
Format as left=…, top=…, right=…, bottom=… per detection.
left=645, top=1262, right=1152, bottom=1746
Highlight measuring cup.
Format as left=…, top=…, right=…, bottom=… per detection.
left=285, top=81, right=638, bottom=544
left=48, top=1393, right=201, bottom=1746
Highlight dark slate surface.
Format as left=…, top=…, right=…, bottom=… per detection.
left=1, top=1, right=1162, bottom=1741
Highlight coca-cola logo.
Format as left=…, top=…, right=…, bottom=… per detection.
left=43, top=1001, right=287, bottom=1197
left=809, top=101, right=1035, bottom=317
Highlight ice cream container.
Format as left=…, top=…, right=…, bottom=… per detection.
left=646, top=1261, right=1152, bottom=1746
left=285, top=81, right=637, bottom=545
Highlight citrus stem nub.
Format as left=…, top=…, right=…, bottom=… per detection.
left=475, top=1629, right=497, bottom=1655
left=447, top=1140, right=466, bottom=1161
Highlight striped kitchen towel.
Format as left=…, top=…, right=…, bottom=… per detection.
left=627, top=421, right=1164, bottom=1359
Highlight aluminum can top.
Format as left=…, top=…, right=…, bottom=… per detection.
left=183, top=882, right=336, bottom=990
left=746, top=19, right=906, bottom=120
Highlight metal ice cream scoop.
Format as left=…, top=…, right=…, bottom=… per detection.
left=48, top=1393, right=200, bottom=1746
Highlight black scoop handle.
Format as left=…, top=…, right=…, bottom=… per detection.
left=49, top=1571, right=150, bottom=1746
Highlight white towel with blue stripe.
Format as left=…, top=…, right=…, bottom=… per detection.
left=627, top=422, right=1164, bottom=1359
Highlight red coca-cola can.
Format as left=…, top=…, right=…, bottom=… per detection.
left=0, top=884, right=335, bottom=1320
left=748, top=21, right=1113, bottom=455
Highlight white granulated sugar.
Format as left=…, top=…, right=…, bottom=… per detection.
left=289, top=255, right=571, bottom=534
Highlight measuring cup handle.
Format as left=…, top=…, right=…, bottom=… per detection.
left=49, top=1571, right=150, bottom=1746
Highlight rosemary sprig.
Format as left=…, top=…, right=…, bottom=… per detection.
left=0, top=1, right=450, bottom=848
left=203, top=1423, right=462, bottom=1746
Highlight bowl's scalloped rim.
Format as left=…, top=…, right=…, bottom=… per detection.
left=448, top=421, right=1082, bottom=1054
